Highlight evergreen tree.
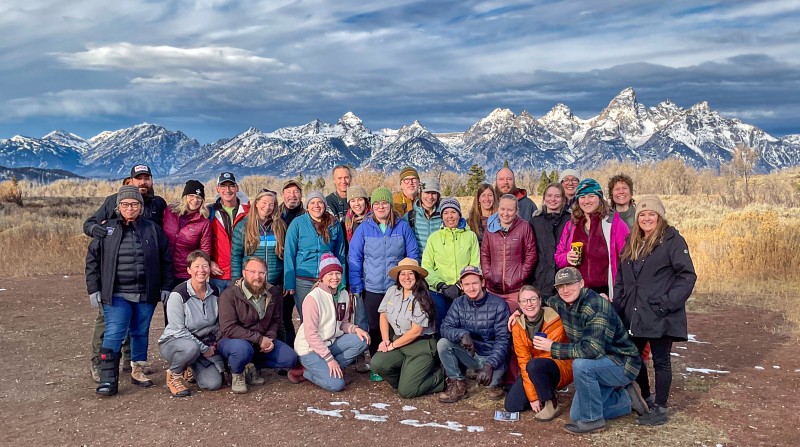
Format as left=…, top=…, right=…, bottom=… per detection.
left=549, top=169, right=559, bottom=183
left=465, top=164, right=486, bottom=195
left=314, top=177, right=326, bottom=190
left=536, top=170, right=551, bottom=195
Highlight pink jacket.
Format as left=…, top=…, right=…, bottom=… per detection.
left=162, top=208, right=213, bottom=280
left=554, top=212, right=630, bottom=300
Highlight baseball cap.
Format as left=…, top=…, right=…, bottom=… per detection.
left=554, top=267, right=583, bottom=287
left=458, top=265, right=483, bottom=282
left=217, top=172, right=236, bottom=185
left=130, top=164, right=152, bottom=178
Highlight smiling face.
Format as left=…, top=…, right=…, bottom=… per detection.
left=498, top=197, right=517, bottom=226
left=638, top=210, right=659, bottom=236
left=442, top=208, right=460, bottom=228
left=349, top=197, right=367, bottom=215
left=118, top=199, right=141, bottom=222
left=131, top=174, right=153, bottom=196
left=372, top=200, right=391, bottom=221
left=242, top=258, right=267, bottom=293
left=612, top=181, right=632, bottom=207
left=321, top=270, right=342, bottom=290
left=282, top=185, right=302, bottom=209
left=556, top=280, right=583, bottom=304
left=307, top=197, right=326, bottom=218
left=543, top=185, right=563, bottom=213
left=460, top=274, right=484, bottom=300
left=187, top=256, right=210, bottom=284
left=478, top=187, right=495, bottom=211
left=400, top=176, right=419, bottom=198
left=420, top=191, right=439, bottom=210
left=216, top=181, right=238, bottom=205
left=561, top=176, right=579, bottom=197
left=186, top=194, right=204, bottom=212
left=518, top=289, right=542, bottom=319
left=333, top=167, right=351, bottom=196
left=495, top=168, right=515, bottom=194
left=398, top=269, right=416, bottom=291
left=256, top=194, right=276, bottom=220
left=578, top=193, right=601, bottom=215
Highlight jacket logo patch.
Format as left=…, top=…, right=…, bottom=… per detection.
left=106, top=227, right=114, bottom=235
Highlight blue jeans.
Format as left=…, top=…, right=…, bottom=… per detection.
left=209, top=278, right=231, bottom=294
left=217, top=338, right=298, bottom=374
left=294, top=278, right=316, bottom=322
left=570, top=357, right=633, bottom=423
left=429, top=291, right=452, bottom=333
left=299, top=334, right=368, bottom=392
left=101, top=297, right=156, bottom=362
left=436, top=338, right=505, bottom=387
left=353, top=293, right=369, bottom=332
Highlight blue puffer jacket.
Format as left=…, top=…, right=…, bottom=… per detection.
left=284, top=213, right=346, bottom=291
left=348, top=214, right=419, bottom=294
left=403, top=200, right=442, bottom=257
left=440, top=292, right=510, bottom=369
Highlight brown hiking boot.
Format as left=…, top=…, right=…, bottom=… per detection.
left=438, top=379, right=468, bottom=403
left=231, top=373, right=248, bottom=394
left=130, top=362, right=154, bottom=387
left=535, top=399, right=562, bottom=422
left=487, top=386, right=505, bottom=400
left=183, top=367, right=196, bottom=384
left=244, top=363, right=265, bottom=386
left=166, top=371, right=191, bottom=397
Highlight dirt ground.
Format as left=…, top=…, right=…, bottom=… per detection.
left=1, top=277, right=798, bottom=447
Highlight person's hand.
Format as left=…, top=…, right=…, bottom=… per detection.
left=259, top=337, right=274, bottom=353
left=160, top=290, right=171, bottom=303
left=566, top=250, right=579, bottom=266
left=476, top=364, right=493, bottom=386
left=442, top=285, right=461, bottom=300
left=507, top=310, right=521, bottom=331
left=531, top=400, right=541, bottom=413
left=460, top=334, right=474, bottom=355
left=378, top=340, right=391, bottom=353
left=533, top=335, right=554, bottom=352
left=90, top=224, right=107, bottom=239
left=354, top=328, right=370, bottom=344
left=210, top=261, right=224, bottom=276
left=285, top=289, right=295, bottom=296
left=327, top=359, right=343, bottom=378
left=203, top=345, right=216, bottom=357
left=88, top=292, right=101, bottom=309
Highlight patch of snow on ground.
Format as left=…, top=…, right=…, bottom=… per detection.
left=772, top=365, right=780, bottom=369
left=754, top=366, right=765, bottom=370
left=686, top=367, right=729, bottom=374
left=676, top=346, right=688, bottom=349
left=307, top=407, right=343, bottom=417
left=687, top=334, right=710, bottom=344
left=671, top=353, right=680, bottom=357
left=510, top=433, right=523, bottom=436
left=402, top=405, right=417, bottom=411
left=351, top=410, right=387, bottom=422
left=371, top=403, right=390, bottom=410
left=400, top=419, right=483, bottom=432
left=330, top=401, right=349, bottom=406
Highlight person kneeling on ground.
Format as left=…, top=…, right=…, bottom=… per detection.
left=370, top=258, right=446, bottom=398
left=511, top=267, right=648, bottom=434
left=504, top=285, right=573, bottom=421
left=217, top=257, right=298, bottom=394
left=158, top=250, right=224, bottom=397
left=437, top=266, right=510, bottom=403
left=293, top=253, right=370, bottom=392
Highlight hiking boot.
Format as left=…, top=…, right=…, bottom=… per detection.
left=355, top=352, right=370, bottom=374
left=121, top=350, right=132, bottom=372
left=130, top=362, right=154, bottom=387
left=438, top=379, right=468, bottom=403
left=231, top=373, right=248, bottom=394
left=287, top=365, right=306, bottom=384
left=645, top=395, right=656, bottom=411
left=95, top=348, right=120, bottom=397
left=535, top=399, right=562, bottom=422
left=487, top=386, right=505, bottom=400
left=90, top=361, right=100, bottom=383
left=244, top=363, right=265, bottom=386
left=184, top=367, right=196, bottom=384
left=564, top=418, right=607, bottom=434
left=637, top=404, right=668, bottom=426
left=625, top=382, right=649, bottom=416
left=166, top=371, right=191, bottom=398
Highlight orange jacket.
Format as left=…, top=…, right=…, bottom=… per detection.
left=511, top=307, right=573, bottom=403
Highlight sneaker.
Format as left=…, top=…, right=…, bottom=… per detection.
left=231, top=373, right=248, bottom=394
left=564, top=418, right=607, bottom=434
left=130, top=362, right=154, bottom=387
left=487, top=386, right=505, bottom=400
left=166, top=371, right=191, bottom=397
left=534, top=399, right=562, bottom=422
left=287, top=365, right=306, bottom=384
left=625, top=382, right=650, bottom=416
left=637, top=404, right=668, bottom=425
left=369, top=371, right=384, bottom=382
left=244, top=363, right=265, bottom=386
left=90, top=361, right=100, bottom=383
left=184, top=368, right=196, bottom=384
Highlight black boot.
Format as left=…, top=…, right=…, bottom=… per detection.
left=95, top=348, right=120, bottom=396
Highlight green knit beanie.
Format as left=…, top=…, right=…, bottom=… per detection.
left=371, top=187, right=393, bottom=204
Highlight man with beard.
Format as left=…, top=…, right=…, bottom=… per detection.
left=83, top=164, right=167, bottom=382
left=280, top=179, right=306, bottom=226
left=217, top=257, right=298, bottom=394
left=495, top=166, right=537, bottom=220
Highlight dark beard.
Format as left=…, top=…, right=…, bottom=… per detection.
left=243, top=279, right=265, bottom=296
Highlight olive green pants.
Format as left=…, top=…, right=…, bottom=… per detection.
left=370, top=337, right=446, bottom=399
left=91, top=306, right=131, bottom=365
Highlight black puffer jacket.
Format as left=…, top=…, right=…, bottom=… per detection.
left=85, top=216, right=173, bottom=305
left=613, top=226, right=696, bottom=341
left=83, top=193, right=167, bottom=236
left=113, top=224, right=147, bottom=294
left=529, top=209, right=570, bottom=297
left=440, top=292, right=510, bottom=369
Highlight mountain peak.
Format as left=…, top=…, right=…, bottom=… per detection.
left=338, top=111, right=363, bottom=128
left=542, top=103, right=573, bottom=121
left=485, top=108, right=515, bottom=121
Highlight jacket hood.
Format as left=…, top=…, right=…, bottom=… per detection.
left=514, top=306, right=559, bottom=328
left=486, top=213, right=521, bottom=233
left=441, top=217, right=467, bottom=231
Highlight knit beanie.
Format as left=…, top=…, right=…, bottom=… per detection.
left=635, top=194, right=666, bottom=220
left=116, top=185, right=143, bottom=207
left=574, top=178, right=604, bottom=200
left=305, top=190, right=325, bottom=208
left=559, top=169, right=582, bottom=182
left=370, top=187, right=393, bottom=204
left=318, top=252, right=343, bottom=278
left=182, top=180, right=205, bottom=199
left=347, top=185, right=369, bottom=202
left=399, top=166, right=419, bottom=181
left=439, top=197, right=462, bottom=216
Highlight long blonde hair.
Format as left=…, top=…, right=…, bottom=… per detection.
left=467, top=183, right=497, bottom=234
left=170, top=194, right=209, bottom=218
left=621, top=214, right=668, bottom=261
left=244, top=190, right=287, bottom=259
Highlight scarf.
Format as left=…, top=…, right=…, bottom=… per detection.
left=524, top=308, right=545, bottom=341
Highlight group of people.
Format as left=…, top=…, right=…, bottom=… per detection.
left=84, top=162, right=696, bottom=434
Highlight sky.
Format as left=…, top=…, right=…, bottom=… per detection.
left=1, top=0, right=799, bottom=144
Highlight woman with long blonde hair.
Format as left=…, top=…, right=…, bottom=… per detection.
left=467, top=183, right=497, bottom=243
left=163, top=180, right=211, bottom=292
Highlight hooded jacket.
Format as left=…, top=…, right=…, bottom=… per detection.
left=421, top=218, right=480, bottom=289
left=208, top=191, right=251, bottom=280
left=348, top=214, right=419, bottom=294
left=529, top=209, right=570, bottom=296
left=480, top=214, right=537, bottom=295
left=162, top=207, right=212, bottom=280
left=613, top=226, right=697, bottom=341
left=283, top=212, right=346, bottom=291
left=403, top=199, right=443, bottom=257
left=440, top=291, right=510, bottom=369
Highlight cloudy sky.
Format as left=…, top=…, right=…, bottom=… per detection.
left=1, top=0, right=799, bottom=143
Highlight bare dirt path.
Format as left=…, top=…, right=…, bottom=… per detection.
left=0, top=277, right=797, bottom=446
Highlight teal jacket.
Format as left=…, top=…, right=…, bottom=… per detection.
left=231, top=217, right=284, bottom=286
left=403, top=200, right=442, bottom=258
left=284, top=213, right=346, bottom=291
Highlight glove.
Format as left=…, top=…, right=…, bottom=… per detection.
left=476, top=364, right=493, bottom=386
left=90, top=224, right=107, bottom=238
left=442, top=285, right=461, bottom=300
left=88, top=292, right=101, bottom=309
left=161, top=290, right=171, bottom=303
left=460, top=334, right=474, bottom=355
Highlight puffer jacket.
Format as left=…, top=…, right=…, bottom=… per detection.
left=440, top=291, right=510, bottom=369
left=348, top=214, right=419, bottom=294
left=162, top=207, right=212, bottom=280
left=85, top=216, right=173, bottom=304
left=529, top=209, right=570, bottom=297
left=208, top=192, right=250, bottom=280
left=613, top=226, right=697, bottom=341
left=511, top=307, right=573, bottom=403
left=403, top=200, right=442, bottom=256
left=480, top=214, right=537, bottom=295
left=231, top=217, right=284, bottom=286
left=555, top=212, right=629, bottom=300
left=421, top=218, right=480, bottom=289
left=284, top=213, right=346, bottom=291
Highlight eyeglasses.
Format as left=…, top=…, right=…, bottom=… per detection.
left=243, top=269, right=267, bottom=276
left=401, top=178, right=419, bottom=185
left=261, top=189, right=277, bottom=195
left=219, top=184, right=237, bottom=189
left=518, top=298, right=539, bottom=305
left=372, top=201, right=390, bottom=207
left=562, top=178, right=579, bottom=184
left=119, top=202, right=141, bottom=209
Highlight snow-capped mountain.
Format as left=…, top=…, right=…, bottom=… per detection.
left=3, top=89, right=799, bottom=179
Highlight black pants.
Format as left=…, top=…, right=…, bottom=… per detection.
left=279, top=289, right=296, bottom=347
left=504, top=357, right=561, bottom=412
left=364, top=291, right=385, bottom=355
left=631, top=336, right=673, bottom=407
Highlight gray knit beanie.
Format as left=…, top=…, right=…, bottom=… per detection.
left=117, top=185, right=144, bottom=207
left=305, top=190, right=325, bottom=209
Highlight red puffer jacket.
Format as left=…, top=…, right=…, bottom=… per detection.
left=480, top=215, right=537, bottom=295
left=208, top=194, right=250, bottom=280
left=163, top=207, right=213, bottom=280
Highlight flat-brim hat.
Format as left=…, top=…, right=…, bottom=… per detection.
left=388, top=257, right=428, bottom=280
